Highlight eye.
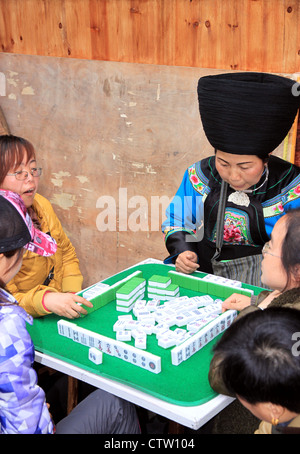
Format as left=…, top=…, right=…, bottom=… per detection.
left=218, top=161, right=229, bottom=167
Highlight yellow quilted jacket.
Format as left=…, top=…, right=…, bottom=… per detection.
left=6, top=193, right=83, bottom=317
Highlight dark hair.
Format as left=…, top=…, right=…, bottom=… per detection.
left=0, top=186, right=30, bottom=301
left=212, top=307, right=300, bottom=413
left=281, top=208, right=300, bottom=289
left=0, top=135, right=36, bottom=185
left=0, top=248, right=23, bottom=294
left=214, top=148, right=269, bottom=164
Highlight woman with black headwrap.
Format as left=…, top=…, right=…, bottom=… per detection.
left=162, top=72, right=300, bottom=286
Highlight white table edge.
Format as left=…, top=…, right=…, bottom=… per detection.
left=34, top=350, right=234, bottom=430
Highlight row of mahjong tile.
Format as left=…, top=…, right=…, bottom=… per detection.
left=81, top=272, right=244, bottom=313
left=201, top=273, right=242, bottom=287
left=57, top=309, right=237, bottom=371
left=82, top=282, right=110, bottom=300
left=171, top=309, right=238, bottom=366
left=57, top=319, right=162, bottom=373
left=112, top=295, right=224, bottom=350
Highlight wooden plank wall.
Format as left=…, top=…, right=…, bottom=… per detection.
left=0, top=0, right=299, bottom=286
left=0, top=0, right=300, bottom=73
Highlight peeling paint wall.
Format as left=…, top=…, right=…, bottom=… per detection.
left=0, top=53, right=288, bottom=287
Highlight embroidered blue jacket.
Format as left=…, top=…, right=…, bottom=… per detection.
left=162, top=155, right=300, bottom=273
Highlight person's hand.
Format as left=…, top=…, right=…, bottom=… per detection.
left=43, top=292, right=93, bottom=319
left=222, top=293, right=251, bottom=312
left=175, top=251, right=199, bottom=274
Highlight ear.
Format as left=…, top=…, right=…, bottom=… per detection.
left=294, top=264, right=300, bottom=278
left=291, top=264, right=300, bottom=285
left=268, top=403, right=285, bottom=423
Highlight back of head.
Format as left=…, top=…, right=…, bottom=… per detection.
left=213, top=307, right=300, bottom=413
left=0, top=194, right=31, bottom=254
left=0, top=190, right=57, bottom=260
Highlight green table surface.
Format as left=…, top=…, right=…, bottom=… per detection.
left=27, top=263, right=263, bottom=407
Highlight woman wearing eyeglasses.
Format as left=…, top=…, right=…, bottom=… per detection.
left=209, top=208, right=300, bottom=434
left=0, top=135, right=93, bottom=319
left=221, top=208, right=300, bottom=313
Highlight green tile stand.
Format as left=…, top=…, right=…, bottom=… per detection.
left=78, top=270, right=143, bottom=316
left=167, top=270, right=253, bottom=299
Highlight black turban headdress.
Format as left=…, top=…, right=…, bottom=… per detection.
left=197, top=72, right=300, bottom=158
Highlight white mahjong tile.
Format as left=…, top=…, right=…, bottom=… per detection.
left=173, top=327, right=187, bottom=336
left=72, top=328, right=81, bottom=343
left=145, top=300, right=159, bottom=312
left=131, top=329, right=147, bottom=339
left=158, top=335, right=177, bottom=349
left=138, top=323, right=154, bottom=334
left=118, top=314, right=133, bottom=321
left=116, top=303, right=135, bottom=313
left=113, top=342, right=127, bottom=360
left=134, top=336, right=147, bottom=350
left=152, top=322, right=169, bottom=334
left=124, top=319, right=140, bottom=330
left=113, top=320, right=128, bottom=331
left=88, top=347, right=103, bottom=365
left=171, top=346, right=184, bottom=366
left=116, top=330, right=132, bottom=341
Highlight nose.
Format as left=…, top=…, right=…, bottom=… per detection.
left=25, top=171, right=34, bottom=182
left=229, top=167, right=242, bottom=182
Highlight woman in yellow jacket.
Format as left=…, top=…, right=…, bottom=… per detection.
left=0, top=134, right=92, bottom=318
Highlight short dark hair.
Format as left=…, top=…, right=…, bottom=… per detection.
left=212, top=307, right=300, bottom=413
left=0, top=248, right=23, bottom=294
left=281, top=208, right=300, bottom=289
left=0, top=135, right=36, bottom=185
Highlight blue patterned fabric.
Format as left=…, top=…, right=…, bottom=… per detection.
left=162, top=155, right=300, bottom=273
left=0, top=289, right=54, bottom=434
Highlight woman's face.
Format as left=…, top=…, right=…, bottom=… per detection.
left=1, top=150, right=39, bottom=208
left=215, top=150, right=266, bottom=191
left=261, top=216, right=288, bottom=291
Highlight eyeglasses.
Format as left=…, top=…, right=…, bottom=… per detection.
left=7, top=167, right=42, bottom=181
left=262, top=242, right=281, bottom=258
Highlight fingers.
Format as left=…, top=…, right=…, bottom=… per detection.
left=67, top=294, right=93, bottom=318
left=176, top=261, right=198, bottom=274
left=74, top=294, right=93, bottom=308
left=175, top=251, right=199, bottom=274
left=44, top=292, right=94, bottom=319
left=222, top=301, right=238, bottom=312
left=222, top=294, right=251, bottom=312
left=221, top=293, right=238, bottom=312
